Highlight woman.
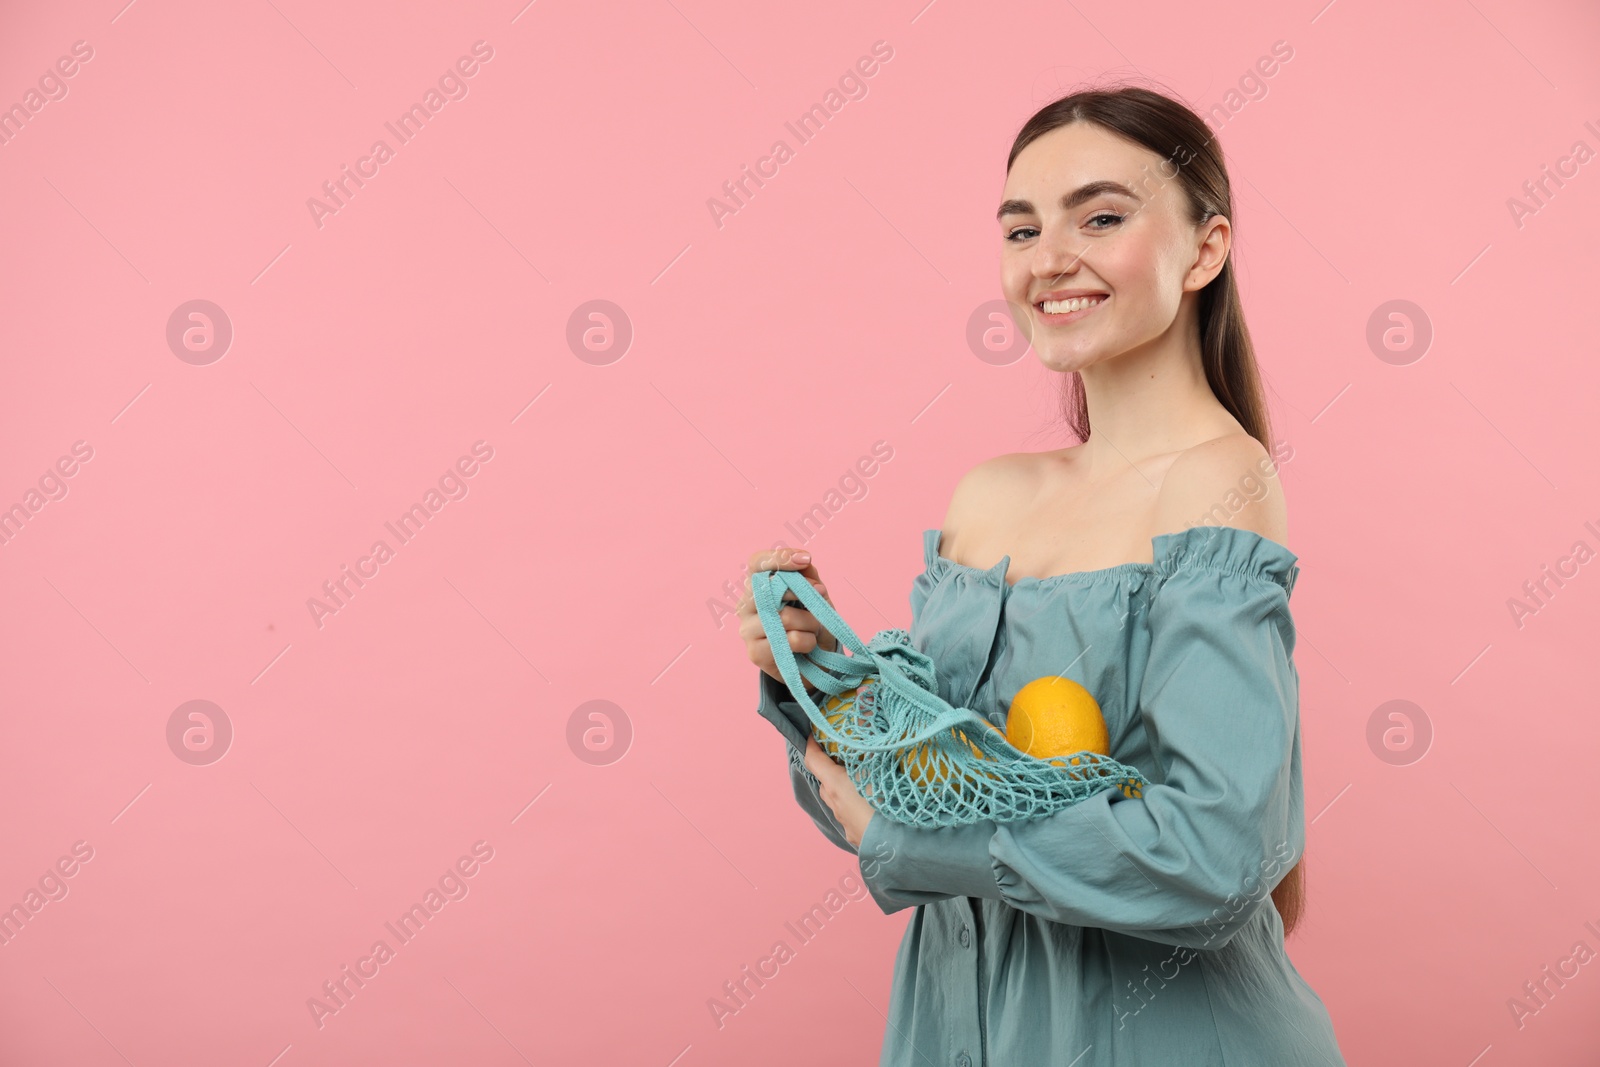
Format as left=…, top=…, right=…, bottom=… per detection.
left=736, top=85, right=1347, bottom=1065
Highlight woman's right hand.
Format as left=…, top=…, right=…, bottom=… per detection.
left=736, top=547, right=838, bottom=685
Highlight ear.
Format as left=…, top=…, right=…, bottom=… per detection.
left=1184, top=214, right=1231, bottom=292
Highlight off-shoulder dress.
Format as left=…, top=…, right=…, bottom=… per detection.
left=753, top=524, right=1348, bottom=1066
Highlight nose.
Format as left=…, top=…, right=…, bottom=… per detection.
left=1032, top=225, right=1088, bottom=284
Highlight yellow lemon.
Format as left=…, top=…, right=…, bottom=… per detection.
left=969, top=720, right=1003, bottom=755
left=905, top=721, right=1004, bottom=792
left=959, top=720, right=1003, bottom=760
left=1006, top=676, right=1109, bottom=765
left=813, top=689, right=857, bottom=761
left=957, top=720, right=1007, bottom=790
left=902, top=740, right=950, bottom=788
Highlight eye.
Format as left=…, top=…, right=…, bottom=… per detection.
left=1004, top=212, right=1126, bottom=243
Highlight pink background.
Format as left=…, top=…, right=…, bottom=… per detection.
left=2, top=0, right=1598, bottom=1063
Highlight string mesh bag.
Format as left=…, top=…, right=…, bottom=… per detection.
left=752, top=565, right=1150, bottom=829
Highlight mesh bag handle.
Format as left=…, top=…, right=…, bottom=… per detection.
left=752, top=566, right=1149, bottom=827
left=752, top=565, right=983, bottom=752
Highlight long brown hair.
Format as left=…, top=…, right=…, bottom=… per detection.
left=1004, top=83, right=1306, bottom=940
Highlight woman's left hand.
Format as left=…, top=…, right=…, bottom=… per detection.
left=802, top=737, right=875, bottom=849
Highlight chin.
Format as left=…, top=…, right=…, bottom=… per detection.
left=1032, top=344, right=1103, bottom=375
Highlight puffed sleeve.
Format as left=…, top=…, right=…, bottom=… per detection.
left=858, top=528, right=1305, bottom=950
left=755, top=671, right=858, bottom=855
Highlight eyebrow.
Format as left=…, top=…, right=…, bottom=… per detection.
left=996, top=180, right=1141, bottom=221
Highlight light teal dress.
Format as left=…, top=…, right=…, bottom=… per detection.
left=755, top=524, right=1347, bottom=1065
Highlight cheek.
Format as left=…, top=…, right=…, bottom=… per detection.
left=999, top=253, right=1031, bottom=300
left=1096, top=230, right=1156, bottom=284
left=1100, top=235, right=1179, bottom=319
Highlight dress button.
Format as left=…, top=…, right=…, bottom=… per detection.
left=959, top=925, right=971, bottom=947
left=956, top=1053, right=972, bottom=1067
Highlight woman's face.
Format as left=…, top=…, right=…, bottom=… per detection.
left=997, top=121, right=1224, bottom=375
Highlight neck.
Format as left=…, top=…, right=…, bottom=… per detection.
left=1073, top=295, right=1235, bottom=474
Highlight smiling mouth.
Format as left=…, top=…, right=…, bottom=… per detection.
left=1034, top=294, right=1108, bottom=321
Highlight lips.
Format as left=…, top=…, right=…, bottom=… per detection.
left=1033, top=288, right=1108, bottom=303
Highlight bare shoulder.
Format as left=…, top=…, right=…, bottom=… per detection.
left=939, top=450, right=1046, bottom=546
left=1153, top=433, right=1289, bottom=548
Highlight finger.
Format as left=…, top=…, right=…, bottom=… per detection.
left=742, top=562, right=826, bottom=602
left=752, top=585, right=825, bottom=627
left=803, top=737, right=830, bottom=779
left=783, top=581, right=829, bottom=611
left=739, top=583, right=829, bottom=633
left=743, top=569, right=826, bottom=598
left=738, top=605, right=824, bottom=644
left=748, top=604, right=834, bottom=654
left=746, top=626, right=824, bottom=660
left=746, top=546, right=821, bottom=585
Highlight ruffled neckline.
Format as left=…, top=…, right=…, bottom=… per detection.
left=923, top=523, right=1299, bottom=595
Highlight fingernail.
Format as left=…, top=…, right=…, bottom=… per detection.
left=793, top=551, right=811, bottom=563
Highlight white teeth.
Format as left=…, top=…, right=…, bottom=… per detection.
left=1040, top=296, right=1105, bottom=314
